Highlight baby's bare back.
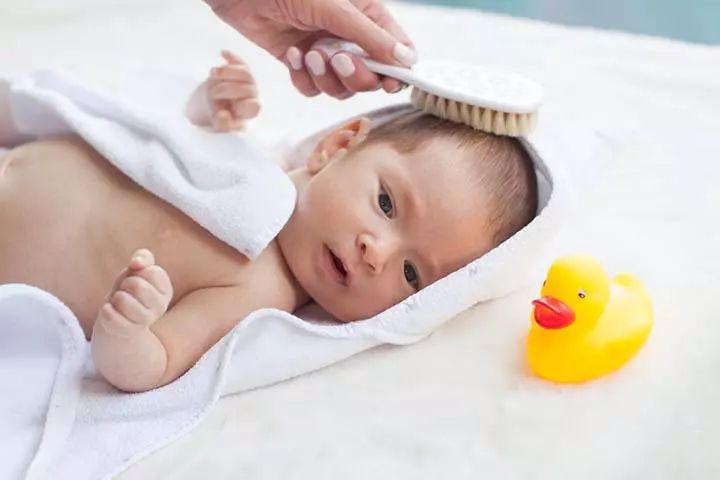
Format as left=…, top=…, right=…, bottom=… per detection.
left=0, top=135, right=251, bottom=336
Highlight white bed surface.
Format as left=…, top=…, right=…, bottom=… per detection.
left=2, top=1, right=719, bottom=478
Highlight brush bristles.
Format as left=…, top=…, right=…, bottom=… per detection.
left=410, top=87, right=537, bottom=137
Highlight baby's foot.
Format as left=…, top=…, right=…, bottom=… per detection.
left=97, top=249, right=173, bottom=336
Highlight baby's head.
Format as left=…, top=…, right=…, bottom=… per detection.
left=277, top=111, right=538, bottom=322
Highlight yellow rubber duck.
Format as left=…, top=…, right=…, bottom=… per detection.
left=527, top=254, right=654, bottom=383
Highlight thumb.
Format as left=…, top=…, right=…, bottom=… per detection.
left=315, top=0, right=417, bottom=67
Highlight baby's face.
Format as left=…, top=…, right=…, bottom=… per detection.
left=278, top=135, right=491, bottom=322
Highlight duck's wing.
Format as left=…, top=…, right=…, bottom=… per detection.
left=606, top=274, right=654, bottom=358
left=612, top=273, right=654, bottom=317
left=607, top=318, right=653, bottom=359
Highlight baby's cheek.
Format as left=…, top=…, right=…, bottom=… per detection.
left=328, top=288, right=397, bottom=323
left=366, top=285, right=409, bottom=318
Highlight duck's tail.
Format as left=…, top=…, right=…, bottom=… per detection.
left=613, top=273, right=646, bottom=293
left=613, top=273, right=645, bottom=290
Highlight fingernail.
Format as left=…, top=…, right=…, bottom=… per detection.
left=331, top=53, right=355, bottom=78
left=286, top=46, right=303, bottom=71
left=305, top=51, right=326, bottom=76
left=393, top=43, right=417, bottom=67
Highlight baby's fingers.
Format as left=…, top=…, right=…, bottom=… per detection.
left=97, top=303, right=145, bottom=338
left=210, top=82, right=257, bottom=101
left=221, top=50, right=246, bottom=66
left=210, top=64, right=254, bottom=84
left=110, top=290, right=156, bottom=326
left=134, top=265, right=173, bottom=299
left=213, top=109, right=239, bottom=132
left=233, top=99, right=260, bottom=120
left=129, top=248, right=154, bottom=271
left=118, top=275, right=167, bottom=318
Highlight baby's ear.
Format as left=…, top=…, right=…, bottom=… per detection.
left=306, top=117, right=371, bottom=174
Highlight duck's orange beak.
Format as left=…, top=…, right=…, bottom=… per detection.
left=532, top=296, right=575, bottom=329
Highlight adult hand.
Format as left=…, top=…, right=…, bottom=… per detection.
left=204, top=0, right=417, bottom=99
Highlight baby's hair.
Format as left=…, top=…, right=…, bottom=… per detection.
left=364, top=111, right=538, bottom=249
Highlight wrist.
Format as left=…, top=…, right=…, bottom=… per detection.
left=204, top=0, right=253, bottom=23
left=202, top=0, right=241, bottom=10
left=185, top=83, right=212, bottom=126
left=204, top=0, right=277, bottom=56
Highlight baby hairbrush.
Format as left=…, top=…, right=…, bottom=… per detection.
left=313, top=38, right=544, bottom=137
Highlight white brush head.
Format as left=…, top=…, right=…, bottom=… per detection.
left=312, top=38, right=545, bottom=136
left=406, top=61, right=543, bottom=115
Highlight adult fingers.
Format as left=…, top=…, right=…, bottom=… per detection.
left=285, top=46, right=321, bottom=97
left=362, top=1, right=415, bottom=51
left=315, top=0, right=417, bottom=67
left=329, top=52, right=381, bottom=94
left=304, top=49, right=353, bottom=99
left=381, top=77, right=406, bottom=94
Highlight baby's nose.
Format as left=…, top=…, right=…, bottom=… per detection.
left=357, top=233, right=396, bottom=274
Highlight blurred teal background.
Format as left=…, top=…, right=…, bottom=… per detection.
left=400, top=0, right=720, bottom=45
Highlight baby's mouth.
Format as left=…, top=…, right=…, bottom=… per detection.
left=330, top=249, right=348, bottom=282
left=325, top=245, right=348, bottom=285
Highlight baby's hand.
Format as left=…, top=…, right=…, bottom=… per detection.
left=97, top=249, right=173, bottom=337
left=187, top=50, right=261, bottom=133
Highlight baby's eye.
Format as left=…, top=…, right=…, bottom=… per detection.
left=404, top=261, right=419, bottom=289
left=378, top=189, right=393, bottom=217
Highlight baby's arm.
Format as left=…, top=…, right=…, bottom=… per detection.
left=185, top=50, right=260, bottom=133
left=91, top=249, right=258, bottom=392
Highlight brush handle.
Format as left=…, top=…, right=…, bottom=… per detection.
left=311, top=37, right=544, bottom=115
left=311, top=38, right=418, bottom=84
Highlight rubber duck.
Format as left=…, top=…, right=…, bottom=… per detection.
left=527, top=254, right=653, bottom=383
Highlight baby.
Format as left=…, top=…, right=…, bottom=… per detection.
left=0, top=51, right=537, bottom=392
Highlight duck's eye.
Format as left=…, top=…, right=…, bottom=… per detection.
left=578, top=289, right=587, bottom=299
left=378, top=189, right=393, bottom=217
